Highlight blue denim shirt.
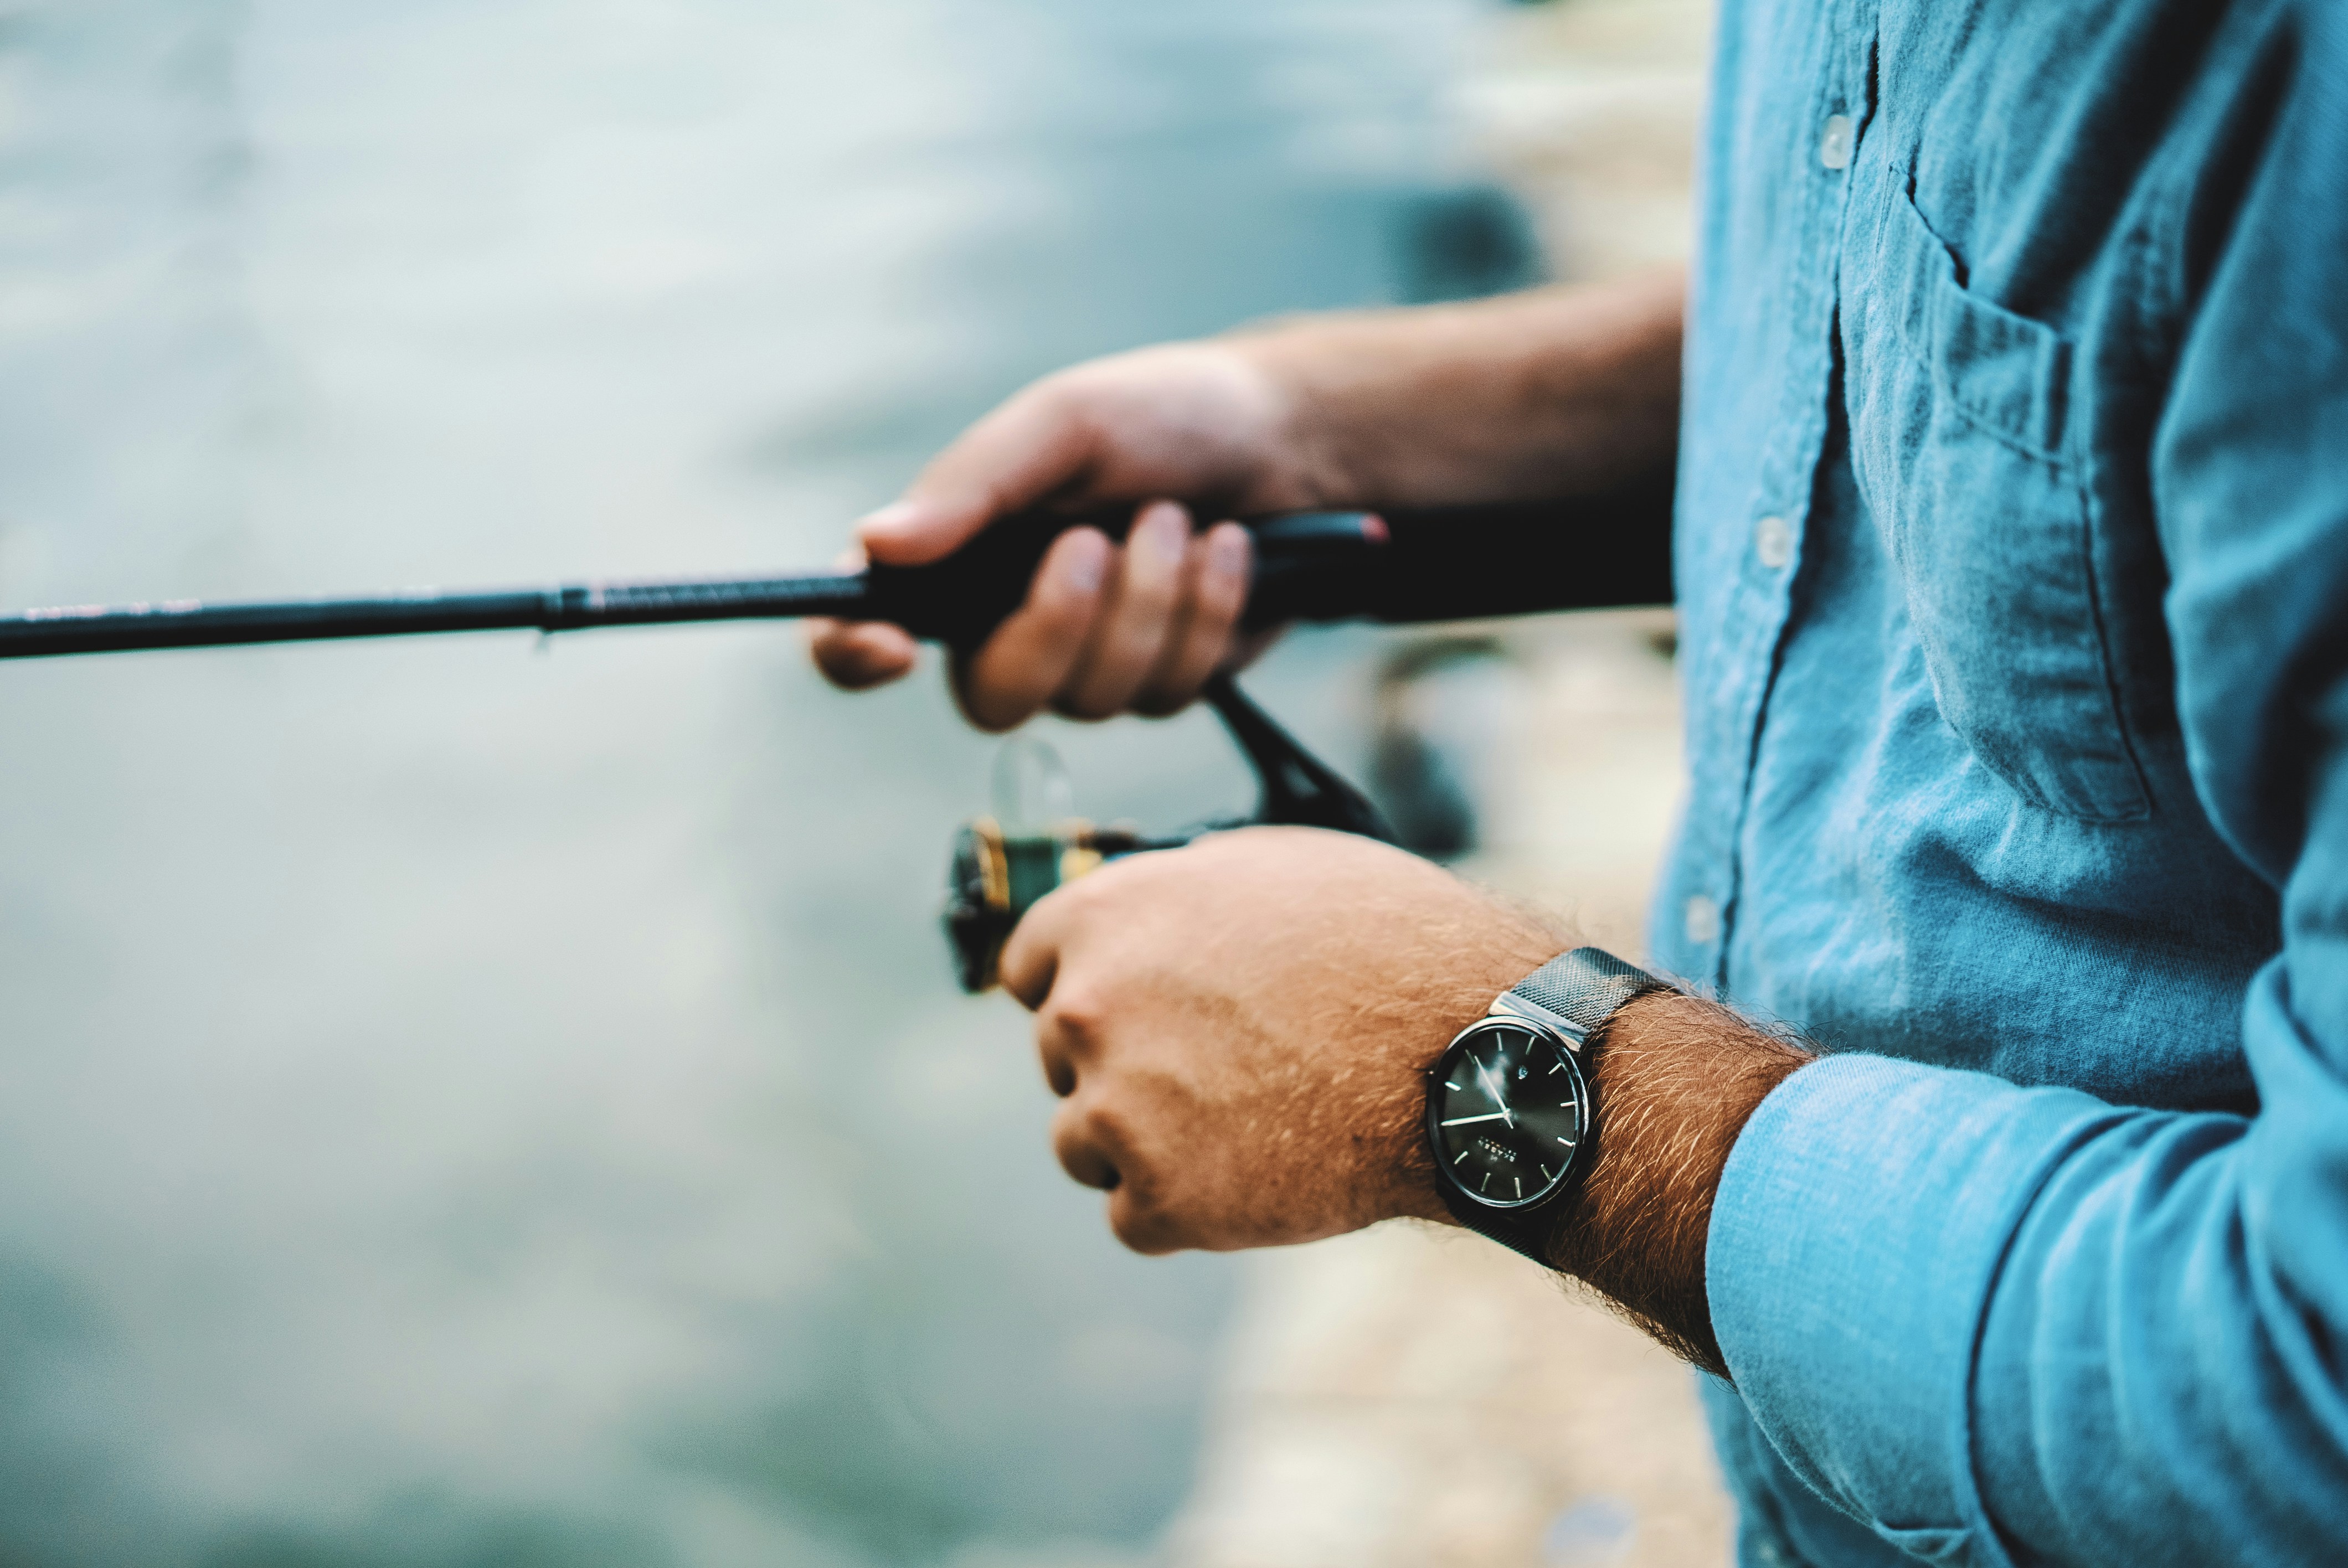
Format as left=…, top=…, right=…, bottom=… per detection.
left=1655, top=1, right=2348, bottom=1562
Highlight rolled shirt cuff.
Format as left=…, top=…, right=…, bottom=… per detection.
left=1705, top=1053, right=2119, bottom=1561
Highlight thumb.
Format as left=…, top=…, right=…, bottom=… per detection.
left=856, top=381, right=1100, bottom=566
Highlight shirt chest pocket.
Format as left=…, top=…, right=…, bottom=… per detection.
left=1840, top=182, right=2149, bottom=822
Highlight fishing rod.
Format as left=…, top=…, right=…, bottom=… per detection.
left=0, top=479, right=1674, bottom=988
left=0, top=486, right=1672, bottom=661
left=0, top=509, right=1388, bottom=659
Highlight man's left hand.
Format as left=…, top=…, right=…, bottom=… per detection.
left=997, top=826, right=1563, bottom=1253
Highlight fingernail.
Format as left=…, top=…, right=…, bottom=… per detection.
left=1139, top=502, right=1190, bottom=560
left=1209, top=524, right=1249, bottom=579
left=856, top=499, right=923, bottom=540
left=1062, top=533, right=1108, bottom=595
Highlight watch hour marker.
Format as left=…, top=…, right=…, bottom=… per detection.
left=1557, top=1134, right=1576, bottom=1147
left=1445, top=1081, right=1462, bottom=1091
left=1481, top=1173, right=1491, bottom=1194
left=1513, top=1177, right=1523, bottom=1199
left=1539, top=1165, right=1556, bottom=1182
left=1454, top=1148, right=1470, bottom=1164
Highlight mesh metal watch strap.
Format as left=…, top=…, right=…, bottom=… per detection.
left=1511, top=947, right=1658, bottom=1033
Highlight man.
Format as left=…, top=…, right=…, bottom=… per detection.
left=812, top=1, right=2347, bottom=1562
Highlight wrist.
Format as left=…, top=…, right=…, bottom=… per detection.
left=1221, top=323, right=1366, bottom=510
left=1363, top=920, right=1569, bottom=1230
left=1545, top=988, right=1813, bottom=1373
left=1226, top=267, right=1688, bottom=510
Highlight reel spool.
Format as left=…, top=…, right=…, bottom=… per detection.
left=943, top=675, right=1394, bottom=993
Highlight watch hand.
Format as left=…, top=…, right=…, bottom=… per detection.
left=1474, top=1059, right=1516, bottom=1126
left=1440, top=1112, right=1513, bottom=1127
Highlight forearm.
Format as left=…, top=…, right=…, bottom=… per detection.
left=1231, top=265, right=1687, bottom=510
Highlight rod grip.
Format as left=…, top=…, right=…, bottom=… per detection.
left=862, top=466, right=1674, bottom=648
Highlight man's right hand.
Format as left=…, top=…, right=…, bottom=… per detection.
left=807, top=341, right=1320, bottom=732
left=808, top=270, right=1687, bottom=731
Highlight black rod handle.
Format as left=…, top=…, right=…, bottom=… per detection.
left=866, top=466, right=1675, bottom=648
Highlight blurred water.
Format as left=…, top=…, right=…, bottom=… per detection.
left=0, top=3, right=1526, bottom=1564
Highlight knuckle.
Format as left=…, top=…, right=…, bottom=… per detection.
left=1049, top=1103, right=1087, bottom=1163
left=1082, top=1098, right=1135, bottom=1153
left=1052, top=688, right=1124, bottom=723
left=1041, top=373, right=1107, bottom=429
left=1011, top=381, right=1105, bottom=467
left=959, top=693, right=1034, bottom=735
left=1055, top=1146, right=1103, bottom=1190
left=1051, top=1102, right=1119, bottom=1192
left=951, top=672, right=1037, bottom=735
left=1124, top=565, right=1186, bottom=625
left=1196, top=566, right=1246, bottom=623
left=1042, top=986, right=1108, bottom=1054
left=998, top=374, right=1076, bottom=438
left=1034, top=1033, right=1076, bottom=1098
left=1028, top=368, right=1085, bottom=415
left=1032, top=558, right=1099, bottom=620
left=1032, top=864, right=1102, bottom=916
left=1056, top=694, right=1127, bottom=728
left=1124, top=555, right=1183, bottom=609
left=831, top=658, right=902, bottom=694
left=1108, top=1188, right=1182, bottom=1256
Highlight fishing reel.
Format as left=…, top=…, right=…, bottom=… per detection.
left=944, top=673, right=1394, bottom=992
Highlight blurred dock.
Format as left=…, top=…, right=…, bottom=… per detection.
left=1163, top=4, right=1722, bottom=1565
left=1459, top=0, right=1712, bottom=282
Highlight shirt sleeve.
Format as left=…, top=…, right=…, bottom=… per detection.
left=1703, top=6, right=2348, bottom=1564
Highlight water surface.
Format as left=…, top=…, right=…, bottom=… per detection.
left=0, top=4, right=1521, bottom=1562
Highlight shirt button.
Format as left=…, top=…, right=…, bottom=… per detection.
left=1754, top=513, right=1794, bottom=570
left=1819, top=112, right=1854, bottom=171
left=1683, top=894, right=1722, bottom=945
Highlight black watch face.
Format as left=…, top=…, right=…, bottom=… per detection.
left=1429, top=1019, right=1589, bottom=1209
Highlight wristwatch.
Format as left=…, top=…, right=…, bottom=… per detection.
left=1424, top=946, right=1662, bottom=1265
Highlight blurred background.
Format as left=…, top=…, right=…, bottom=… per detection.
left=0, top=2, right=1712, bottom=1565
